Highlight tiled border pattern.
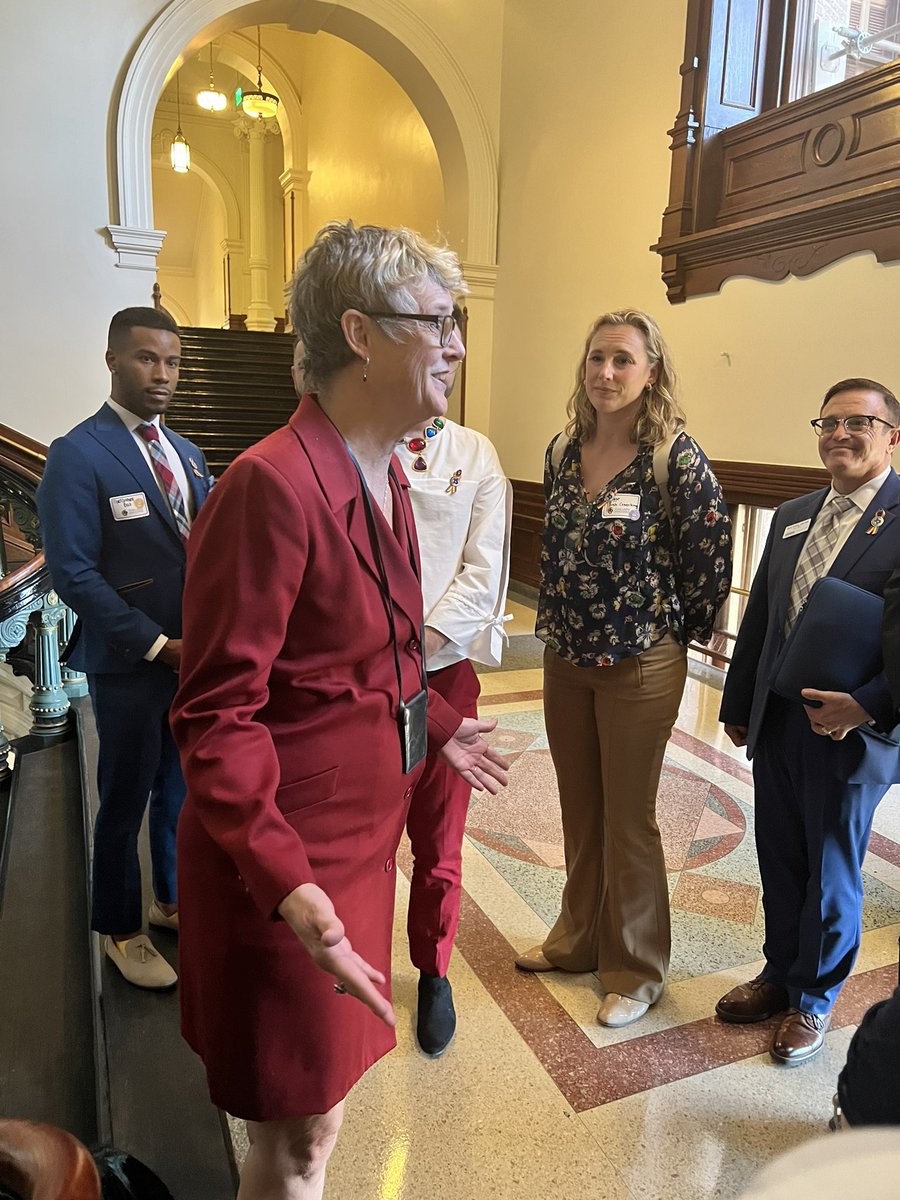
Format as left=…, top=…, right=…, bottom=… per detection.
left=403, top=683, right=900, bottom=1113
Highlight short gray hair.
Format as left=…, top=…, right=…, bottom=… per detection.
left=289, top=221, right=467, bottom=386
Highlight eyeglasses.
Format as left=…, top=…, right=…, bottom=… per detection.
left=810, top=415, right=898, bottom=436
left=364, top=307, right=462, bottom=348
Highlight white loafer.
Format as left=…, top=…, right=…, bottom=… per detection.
left=105, top=934, right=177, bottom=990
left=148, top=899, right=179, bottom=931
left=597, top=993, right=649, bottom=1027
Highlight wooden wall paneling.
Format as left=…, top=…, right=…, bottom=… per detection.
left=509, top=480, right=544, bottom=590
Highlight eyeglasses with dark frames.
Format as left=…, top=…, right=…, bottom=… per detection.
left=363, top=306, right=463, bottom=348
left=810, top=415, right=898, bottom=435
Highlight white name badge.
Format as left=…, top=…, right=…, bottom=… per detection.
left=783, top=518, right=811, bottom=539
left=602, top=493, right=641, bottom=520
left=110, top=492, right=150, bottom=521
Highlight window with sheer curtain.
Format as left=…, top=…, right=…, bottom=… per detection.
left=797, top=0, right=900, bottom=95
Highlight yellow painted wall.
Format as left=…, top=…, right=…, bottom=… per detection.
left=4, top=0, right=899, bottom=472
left=290, top=31, right=444, bottom=242
left=492, top=0, right=900, bottom=480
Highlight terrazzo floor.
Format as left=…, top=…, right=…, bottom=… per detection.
left=229, top=592, right=900, bottom=1198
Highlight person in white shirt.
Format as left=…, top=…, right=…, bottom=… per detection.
left=399, top=408, right=512, bottom=1055
left=292, top=335, right=512, bottom=1055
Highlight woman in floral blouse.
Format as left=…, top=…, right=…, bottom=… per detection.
left=515, top=309, right=732, bottom=1027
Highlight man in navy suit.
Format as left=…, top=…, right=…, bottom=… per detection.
left=717, top=378, right=900, bottom=1065
left=38, top=307, right=212, bottom=990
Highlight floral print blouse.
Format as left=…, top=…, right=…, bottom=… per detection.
left=536, top=432, right=733, bottom=667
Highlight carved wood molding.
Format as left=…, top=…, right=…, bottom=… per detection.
left=509, top=462, right=829, bottom=586
left=654, top=1, right=900, bottom=302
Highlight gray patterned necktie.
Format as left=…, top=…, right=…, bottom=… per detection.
left=785, top=494, right=856, bottom=632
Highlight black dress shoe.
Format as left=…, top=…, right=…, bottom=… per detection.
left=416, top=972, right=456, bottom=1057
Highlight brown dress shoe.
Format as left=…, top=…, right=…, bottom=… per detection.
left=715, top=975, right=789, bottom=1023
left=770, top=1010, right=831, bottom=1066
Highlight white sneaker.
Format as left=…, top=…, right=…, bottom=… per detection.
left=597, top=993, right=649, bottom=1027
left=105, top=934, right=177, bottom=990
left=148, top=899, right=179, bottom=931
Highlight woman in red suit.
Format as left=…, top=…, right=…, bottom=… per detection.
left=170, top=222, right=508, bottom=1199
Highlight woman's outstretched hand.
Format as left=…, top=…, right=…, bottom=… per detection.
left=278, top=882, right=396, bottom=1026
left=439, top=716, right=510, bottom=793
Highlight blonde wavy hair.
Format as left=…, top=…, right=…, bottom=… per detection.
left=565, top=309, right=685, bottom=446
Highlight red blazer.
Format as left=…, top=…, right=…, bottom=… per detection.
left=171, top=396, right=461, bottom=1121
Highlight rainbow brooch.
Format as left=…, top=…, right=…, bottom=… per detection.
left=403, top=416, right=445, bottom=472
left=866, top=508, right=886, bottom=536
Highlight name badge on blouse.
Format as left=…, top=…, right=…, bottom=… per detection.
left=602, top=493, right=641, bottom=521
left=109, top=493, right=150, bottom=521
left=783, top=519, right=812, bottom=539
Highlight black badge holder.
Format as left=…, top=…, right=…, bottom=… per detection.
left=347, top=449, right=429, bottom=774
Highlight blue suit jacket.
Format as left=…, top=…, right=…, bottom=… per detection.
left=720, top=471, right=900, bottom=784
left=37, top=403, right=213, bottom=673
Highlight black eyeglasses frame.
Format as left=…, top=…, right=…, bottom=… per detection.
left=810, top=415, right=898, bottom=436
left=363, top=308, right=462, bottom=348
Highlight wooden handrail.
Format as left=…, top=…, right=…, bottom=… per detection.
left=0, top=423, right=47, bottom=481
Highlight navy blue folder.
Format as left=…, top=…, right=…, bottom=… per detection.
left=771, top=575, right=884, bottom=704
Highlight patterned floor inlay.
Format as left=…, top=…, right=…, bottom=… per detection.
left=290, top=605, right=900, bottom=1197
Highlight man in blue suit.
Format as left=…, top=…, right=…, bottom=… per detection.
left=717, top=378, right=900, bottom=1065
left=38, top=307, right=212, bottom=990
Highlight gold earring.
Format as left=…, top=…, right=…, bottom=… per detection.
left=363, top=357, right=369, bottom=383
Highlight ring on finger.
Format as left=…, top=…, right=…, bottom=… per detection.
left=334, top=982, right=348, bottom=995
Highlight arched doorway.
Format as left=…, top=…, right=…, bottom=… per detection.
left=107, top=0, right=499, bottom=429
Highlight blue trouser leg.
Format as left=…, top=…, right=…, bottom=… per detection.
left=88, top=665, right=183, bottom=935
left=753, top=699, right=886, bottom=1015
left=148, top=718, right=185, bottom=907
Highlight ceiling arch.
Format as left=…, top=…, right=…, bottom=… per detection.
left=109, top=0, right=497, bottom=269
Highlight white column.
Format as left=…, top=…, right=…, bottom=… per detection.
left=235, top=118, right=278, bottom=332
left=458, top=261, right=498, bottom=436
left=280, top=167, right=312, bottom=287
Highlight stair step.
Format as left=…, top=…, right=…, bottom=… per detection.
left=165, top=327, right=296, bottom=471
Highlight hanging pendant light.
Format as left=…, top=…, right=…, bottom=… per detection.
left=170, top=69, right=191, bottom=173
left=197, top=44, right=227, bottom=111
left=240, top=26, right=279, bottom=120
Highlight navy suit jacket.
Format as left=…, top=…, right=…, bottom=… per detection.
left=37, top=403, right=212, bottom=674
left=720, top=471, right=900, bottom=784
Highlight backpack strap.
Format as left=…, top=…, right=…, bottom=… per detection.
left=550, top=432, right=570, bottom=479
left=652, top=431, right=679, bottom=530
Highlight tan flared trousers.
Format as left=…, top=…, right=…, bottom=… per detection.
left=541, top=637, right=687, bottom=1005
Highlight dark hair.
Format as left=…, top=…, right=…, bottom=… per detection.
left=822, top=377, right=900, bottom=426
left=108, top=307, right=179, bottom=350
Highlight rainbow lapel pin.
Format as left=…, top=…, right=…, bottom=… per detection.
left=866, top=508, right=886, bottom=536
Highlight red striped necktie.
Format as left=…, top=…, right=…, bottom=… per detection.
left=137, top=424, right=190, bottom=544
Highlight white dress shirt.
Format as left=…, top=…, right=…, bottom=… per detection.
left=401, top=419, right=512, bottom=672
left=106, top=396, right=193, bottom=525
left=816, top=465, right=892, bottom=573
